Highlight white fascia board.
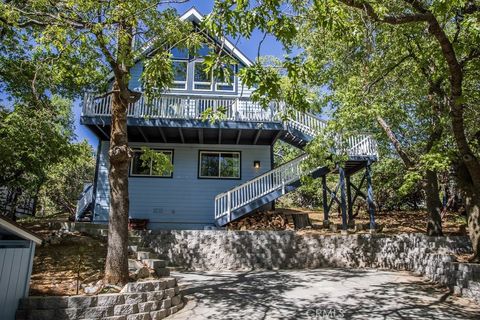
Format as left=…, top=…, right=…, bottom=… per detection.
left=0, top=218, right=42, bottom=245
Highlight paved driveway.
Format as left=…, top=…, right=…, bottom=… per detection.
left=169, top=269, right=480, bottom=320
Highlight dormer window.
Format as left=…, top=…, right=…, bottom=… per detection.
left=193, top=61, right=212, bottom=90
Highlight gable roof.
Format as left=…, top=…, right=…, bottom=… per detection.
left=0, top=216, right=43, bottom=245
left=179, top=7, right=254, bottom=67
left=140, top=7, right=254, bottom=67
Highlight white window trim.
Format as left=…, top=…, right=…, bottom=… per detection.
left=193, top=61, right=213, bottom=91
left=199, top=151, right=241, bottom=179
left=215, top=79, right=236, bottom=92
left=130, top=149, right=173, bottom=177
left=171, top=60, right=188, bottom=91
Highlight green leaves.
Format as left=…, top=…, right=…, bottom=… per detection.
left=0, top=97, right=75, bottom=191
left=139, top=147, right=173, bottom=177
left=141, top=51, right=174, bottom=98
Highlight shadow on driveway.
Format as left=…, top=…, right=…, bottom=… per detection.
left=169, top=268, right=480, bottom=320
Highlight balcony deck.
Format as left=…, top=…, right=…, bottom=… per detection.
left=81, top=93, right=291, bottom=144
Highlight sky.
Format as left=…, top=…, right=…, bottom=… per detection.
left=70, top=0, right=287, bottom=148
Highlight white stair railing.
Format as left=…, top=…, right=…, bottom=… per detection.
left=286, top=110, right=327, bottom=137
left=214, top=133, right=378, bottom=221
left=214, top=154, right=314, bottom=221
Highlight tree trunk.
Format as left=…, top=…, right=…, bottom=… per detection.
left=465, top=193, right=480, bottom=262
left=423, top=170, right=443, bottom=236
left=104, top=82, right=131, bottom=285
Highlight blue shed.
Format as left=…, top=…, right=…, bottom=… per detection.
left=0, top=216, right=42, bottom=320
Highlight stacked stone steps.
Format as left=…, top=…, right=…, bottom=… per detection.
left=132, top=249, right=170, bottom=278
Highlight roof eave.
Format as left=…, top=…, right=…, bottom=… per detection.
left=0, top=216, right=43, bottom=245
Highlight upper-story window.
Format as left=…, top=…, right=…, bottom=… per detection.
left=167, top=45, right=238, bottom=92
left=216, top=64, right=236, bottom=92
left=193, top=61, right=212, bottom=90
left=172, top=61, right=188, bottom=90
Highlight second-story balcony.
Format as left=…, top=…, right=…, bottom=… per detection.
left=81, top=92, right=328, bottom=146
left=82, top=92, right=284, bottom=123
left=81, top=92, right=378, bottom=160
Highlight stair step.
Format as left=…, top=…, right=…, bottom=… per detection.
left=137, top=251, right=158, bottom=260
left=128, top=259, right=144, bottom=271
left=154, top=267, right=170, bottom=277
left=143, top=259, right=166, bottom=269
left=128, top=236, right=143, bottom=244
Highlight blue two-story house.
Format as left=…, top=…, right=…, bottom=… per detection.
left=79, top=8, right=378, bottom=231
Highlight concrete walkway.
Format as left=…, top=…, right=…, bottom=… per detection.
left=169, top=269, right=480, bottom=320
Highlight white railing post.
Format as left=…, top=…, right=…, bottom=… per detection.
left=227, top=191, right=232, bottom=222
left=233, top=98, right=239, bottom=120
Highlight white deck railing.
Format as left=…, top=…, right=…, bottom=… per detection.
left=82, top=92, right=280, bottom=122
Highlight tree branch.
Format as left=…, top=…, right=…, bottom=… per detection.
left=339, top=0, right=429, bottom=24
left=365, top=54, right=412, bottom=93
left=376, top=116, right=414, bottom=168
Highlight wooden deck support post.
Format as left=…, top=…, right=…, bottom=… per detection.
left=365, top=161, right=376, bottom=230
left=346, top=175, right=354, bottom=227
left=321, top=174, right=329, bottom=226
left=339, top=166, right=348, bottom=232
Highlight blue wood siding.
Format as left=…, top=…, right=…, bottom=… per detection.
left=93, top=142, right=272, bottom=229
left=0, top=240, right=35, bottom=320
left=128, top=61, right=144, bottom=91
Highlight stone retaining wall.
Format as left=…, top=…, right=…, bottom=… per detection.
left=143, top=231, right=480, bottom=304
left=16, top=278, right=183, bottom=320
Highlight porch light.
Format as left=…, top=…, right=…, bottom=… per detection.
left=254, top=161, right=261, bottom=169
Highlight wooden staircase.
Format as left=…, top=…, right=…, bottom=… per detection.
left=214, top=111, right=378, bottom=227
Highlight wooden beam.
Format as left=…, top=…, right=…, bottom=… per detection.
left=236, top=130, right=242, bottom=144
left=322, top=175, right=329, bottom=224
left=218, top=128, right=222, bottom=144
left=339, top=166, right=348, bottom=231
left=198, top=129, right=204, bottom=144
left=346, top=175, right=353, bottom=224
left=137, top=127, right=149, bottom=142
left=365, top=162, right=376, bottom=230
left=95, top=125, right=109, bottom=140
left=178, top=128, right=185, bottom=144
left=157, top=127, right=167, bottom=143
left=271, top=130, right=283, bottom=145
left=253, top=129, right=262, bottom=144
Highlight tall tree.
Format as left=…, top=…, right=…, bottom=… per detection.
left=0, top=97, right=75, bottom=219
left=1, top=0, right=201, bottom=284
